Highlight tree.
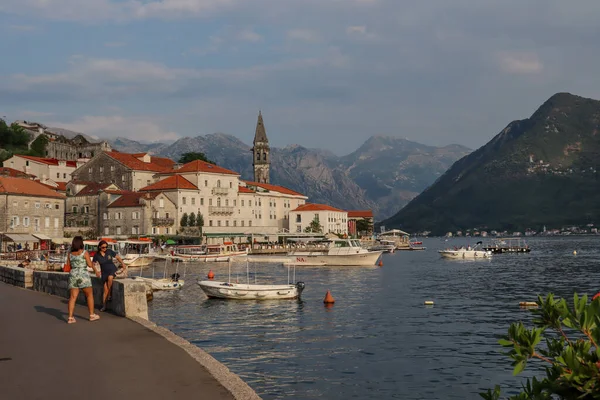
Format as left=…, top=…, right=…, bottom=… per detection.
left=188, top=212, right=196, bottom=227
left=29, top=134, right=48, bottom=157
left=304, top=217, right=322, bottom=233
left=178, top=152, right=215, bottom=165
left=481, top=293, right=600, bottom=400
left=180, top=213, right=188, bottom=227
left=196, top=213, right=204, bottom=228
left=356, top=219, right=371, bottom=235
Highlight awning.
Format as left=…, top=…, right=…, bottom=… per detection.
left=52, top=237, right=73, bottom=244
left=33, top=233, right=51, bottom=241
left=2, top=233, right=39, bottom=242
left=204, top=233, right=248, bottom=238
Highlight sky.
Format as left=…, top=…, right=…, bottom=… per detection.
left=2, top=0, right=600, bottom=155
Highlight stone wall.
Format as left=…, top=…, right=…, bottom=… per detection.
left=0, top=265, right=33, bottom=288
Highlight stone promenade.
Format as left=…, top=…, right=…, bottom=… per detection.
left=0, top=283, right=237, bottom=400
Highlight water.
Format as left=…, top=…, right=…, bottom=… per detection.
left=146, top=237, right=600, bottom=399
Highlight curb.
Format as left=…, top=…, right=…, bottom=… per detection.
left=130, top=316, right=262, bottom=400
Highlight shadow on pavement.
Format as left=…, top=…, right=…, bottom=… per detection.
left=34, top=305, right=66, bottom=322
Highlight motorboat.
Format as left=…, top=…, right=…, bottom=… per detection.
left=286, top=238, right=383, bottom=266
left=482, top=238, right=531, bottom=254
left=197, top=259, right=304, bottom=300
left=130, top=259, right=185, bottom=291
left=169, top=242, right=247, bottom=262
left=118, top=239, right=156, bottom=267
left=438, top=242, right=492, bottom=259
left=367, top=239, right=396, bottom=253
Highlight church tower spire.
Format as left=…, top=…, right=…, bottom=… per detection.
left=251, top=110, right=270, bottom=183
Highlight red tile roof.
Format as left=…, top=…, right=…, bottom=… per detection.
left=17, top=155, right=77, bottom=168
left=0, top=167, right=34, bottom=179
left=348, top=210, right=373, bottom=218
left=105, top=151, right=174, bottom=172
left=0, top=177, right=65, bottom=199
left=140, top=175, right=198, bottom=191
left=292, top=203, right=345, bottom=212
left=56, top=182, right=68, bottom=192
left=174, top=160, right=239, bottom=175
left=243, top=181, right=304, bottom=196
left=108, top=192, right=161, bottom=208
left=75, top=182, right=114, bottom=196
left=238, top=186, right=255, bottom=193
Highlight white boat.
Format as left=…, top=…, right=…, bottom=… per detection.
left=287, top=238, right=383, bottom=266
left=131, top=259, right=185, bottom=291
left=438, top=243, right=492, bottom=259
left=197, top=259, right=304, bottom=300
left=118, top=239, right=156, bottom=267
left=368, top=239, right=396, bottom=253
left=171, top=242, right=247, bottom=262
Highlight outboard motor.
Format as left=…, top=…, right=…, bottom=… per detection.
left=171, top=273, right=181, bottom=282
left=295, top=281, right=306, bottom=295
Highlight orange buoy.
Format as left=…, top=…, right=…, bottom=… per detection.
left=593, top=292, right=600, bottom=301
left=378, top=259, right=383, bottom=267
left=207, top=270, right=215, bottom=280
left=323, top=290, right=335, bottom=304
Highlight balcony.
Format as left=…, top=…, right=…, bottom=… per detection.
left=212, top=187, right=229, bottom=195
left=208, top=206, right=235, bottom=215
left=152, top=217, right=175, bottom=226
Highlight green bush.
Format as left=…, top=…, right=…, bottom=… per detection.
left=482, top=293, right=600, bottom=399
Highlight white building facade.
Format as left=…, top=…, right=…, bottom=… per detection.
left=289, top=203, right=348, bottom=235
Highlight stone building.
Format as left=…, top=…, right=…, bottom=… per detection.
left=0, top=177, right=65, bottom=243
left=289, top=203, right=348, bottom=235
left=64, top=182, right=124, bottom=237
left=46, top=134, right=111, bottom=161
left=104, top=192, right=177, bottom=237
left=71, top=151, right=175, bottom=191
left=251, top=111, right=270, bottom=184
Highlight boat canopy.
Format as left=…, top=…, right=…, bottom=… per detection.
left=286, top=237, right=327, bottom=243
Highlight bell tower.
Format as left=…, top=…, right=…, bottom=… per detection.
left=251, top=111, right=270, bottom=183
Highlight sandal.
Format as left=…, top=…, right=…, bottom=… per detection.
left=89, top=314, right=100, bottom=322
left=67, top=317, right=76, bottom=324
left=100, top=306, right=106, bottom=312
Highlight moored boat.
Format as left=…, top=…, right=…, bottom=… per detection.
left=368, top=239, right=396, bottom=253
left=439, top=242, right=492, bottom=259
left=287, top=238, right=383, bottom=266
left=197, top=281, right=305, bottom=300
left=170, top=242, right=247, bottom=262
left=118, top=239, right=156, bottom=267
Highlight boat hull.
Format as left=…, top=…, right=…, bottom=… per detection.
left=287, top=250, right=383, bottom=266
left=132, top=276, right=184, bottom=291
left=171, top=251, right=247, bottom=263
left=438, top=250, right=492, bottom=259
left=122, top=255, right=155, bottom=267
left=197, top=280, right=304, bottom=300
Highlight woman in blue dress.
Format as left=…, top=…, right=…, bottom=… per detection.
left=66, top=236, right=101, bottom=324
left=93, top=240, right=126, bottom=311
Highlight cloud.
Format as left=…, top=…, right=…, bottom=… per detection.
left=286, top=29, right=321, bottom=42
left=496, top=52, right=544, bottom=74
left=46, top=115, right=181, bottom=142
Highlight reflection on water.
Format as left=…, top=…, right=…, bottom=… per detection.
left=147, top=237, right=600, bottom=399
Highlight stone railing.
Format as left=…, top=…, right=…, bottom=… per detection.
left=152, top=217, right=175, bottom=226
left=208, top=205, right=234, bottom=215
left=0, top=265, right=33, bottom=288
left=211, top=187, right=229, bottom=195
left=0, top=265, right=149, bottom=319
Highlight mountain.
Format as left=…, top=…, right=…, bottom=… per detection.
left=382, top=92, right=600, bottom=235
left=107, top=137, right=169, bottom=154
left=133, top=134, right=468, bottom=220
left=49, top=127, right=98, bottom=143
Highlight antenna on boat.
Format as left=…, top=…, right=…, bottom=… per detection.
left=246, top=257, right=250, bottom=285
left=227, top=257, right=231, bottom=284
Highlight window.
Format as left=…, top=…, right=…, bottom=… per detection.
left=256, top=153, right=260, bottom=161
left=209, top=220, right=213, bottom=227
left=166, top=227, right=170, bottom=234
left=99, top=166, right=104, bottom=173
left=204, top=180, right=208, bottom=187
left=182, top=197, right=186, bottom=205
left=233, top=220, right=237, bottom=227
left=11, top=216, right=19, bottom=227
left=233, top=199, right=237, bottom=206
left=132, top=227, right=138, bottom=235
left=241, top=200, right=245, bottom=206
left=225, top=199, right=229, bottom=206
left=88, top=167, right=92, bottom=174
left=152, top=227, right=157, bottom=234
left=241, top=220, right=244, bottom=227
left=166, top=212, right=170, bottom=218
left=57, top=173, right=60, bottom=179
left=296, top=215, right=302, bottom=223
left=110, top=165, right=115, bottom=172
left=103, top=213, right=108, bottom=220
left=54, top=218, right=59, bottom=228
left=35, top=202, right=40, bottom=208
left=200, top=198, right=204, bottom=206
left=24, top=201, right=29, bottom=208
left=225, top=221, right=229, bottom=227
left=23, top=217, right=30, bottom=227
left=217, top=180, right=221, bottom=187
left=121, top=175, right=126, bottom=182
left=229, top=182, right=232, bottom=188
left=63, top=173, right=67, bottom=179
left=83, top=219, right=89, bottom=226
left=217, top=198, right=221, bottom=207
left=55, top=204, right=60, bottom=210
left=191, top=198, right=195, bottom=205
left=209, top=199, right=213, bottom=206
left=84, top=206, right=89, bottom=213
left=104, top=227, right=110, bottom=235
left=132, top=212, right=137, bottom=219
left=159, top=199, right=164, bottom=208
left=116, top=227, right=121, bottom=235
left=34, top=218, right=40, bottom=232
left=263, top=152, right=267, bottom=161
left=45, top=217, right=50, bottom=228
left=217, top=220, right=221, bottom=227
left=296, top=226, right=302, bottom=233
left=249, top=221, right=252, bottom=227
left=259, top=200, right=262, bottom=206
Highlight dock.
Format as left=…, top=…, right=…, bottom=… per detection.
left=0, top=282, right=258, bottom=400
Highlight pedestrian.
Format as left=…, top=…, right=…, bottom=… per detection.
left=93, top=240, right=126, bottom=311
left=66, top=236, right=101, bottom=324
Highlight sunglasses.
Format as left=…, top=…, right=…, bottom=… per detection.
left=100, top=246, right=107, bottom=249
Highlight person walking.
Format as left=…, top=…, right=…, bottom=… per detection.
left=93, top=240, right=126, bottom=311
left=66, top=236, right=101, bottom=324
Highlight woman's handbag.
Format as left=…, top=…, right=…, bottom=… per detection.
left=63, top=256, right=71, bottom=272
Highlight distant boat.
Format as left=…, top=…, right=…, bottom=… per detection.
left=287, top=238, right=383, bottom=266
left=438, top=242, right=492, bottom=259
left=482, top=238, right=531, bottom=254
left=131, top=259, right=185, bottom=291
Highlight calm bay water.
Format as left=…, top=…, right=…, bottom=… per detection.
left=147, top=237, right=600, bottom=399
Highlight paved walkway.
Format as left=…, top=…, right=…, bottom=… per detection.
left=0, top=283, right=235, bottom=400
